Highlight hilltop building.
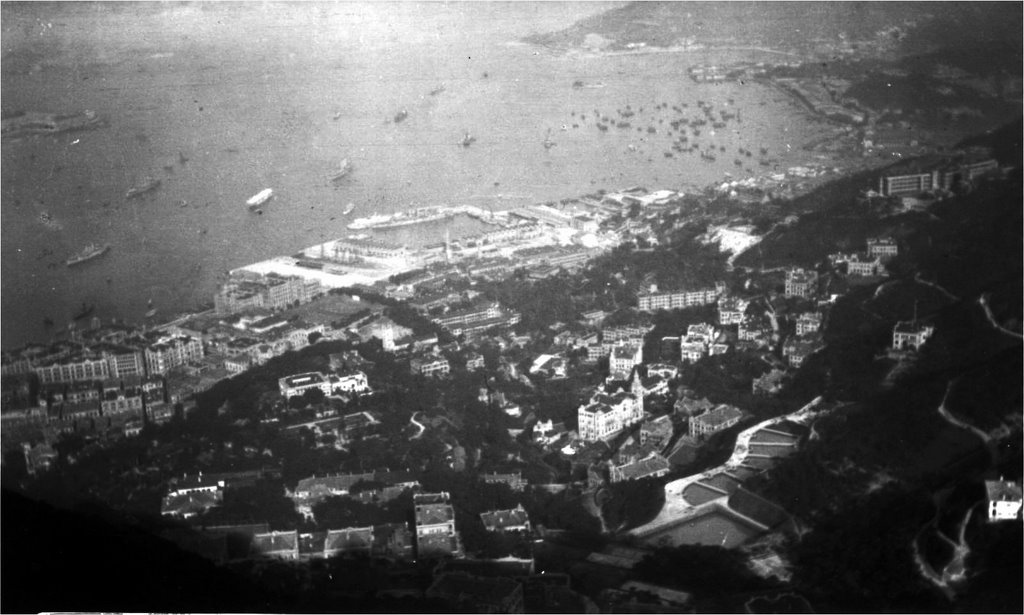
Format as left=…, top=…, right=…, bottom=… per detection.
left=985, top=479, right=1023, bottom=522
left=892, top=321, right=934, bottom=351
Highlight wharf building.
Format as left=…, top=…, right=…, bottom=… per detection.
left=637, top=284, right=724, bottom=312
left=313, top=236, right=410, bottom=267
left=214, top=271, right=323, bottom=315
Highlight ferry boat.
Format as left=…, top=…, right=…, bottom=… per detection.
left=66, top=243, right=110, bottom=266
left=125, top=178, right=161, bottom=199
left=247, top=188, right=273, bottom=210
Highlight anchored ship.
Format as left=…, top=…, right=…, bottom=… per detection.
left=347, top=206, right=457, bottom=230
left=247, top=188, right=273, bottom=211
left=66, top=243, right=110, bottom=266
left=125, top=178, right=161, bottom=199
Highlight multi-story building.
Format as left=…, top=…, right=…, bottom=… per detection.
left=414, top=492, right=461, bottom=558
left=332, top=370, right=370, bottom=395
left=214, top=271, right=322, bottom=315
left=892, top=321, right=935, bottom=351
left=481, top=472, right=527, bottom=492
left=679, top=339, right=708, bottom=363
left=323, top=527, right=375, bottom=558
left=639, top=414, right=674, bottom=452
left=410, top=356, right=451, bottom=378
left=100, top=378, right=144, bottom=416
left=878, top=170, right=941, bottom=196
left=326, top=237, right=409, bottom=266
left=718, top=296, right=750, bottom=325
left=846, top=254, right=885, bottom=277
left=252, top=530, right=300, bottom=560
left=985, top=479, right=1022, bottom=522
left=34, top=353, right=110, bottom=384
left=145, top=335, right=204, bottom=375
left=602, top=324, right=653, bottom=343
left=480, top=504, right=531, bottom=533
left=278, top=372, right=333, bottom=399
left=689, top=404, right=743, bottom=439
left=795, top=312, right=822, bottom=336
left=95, top=343, right=147, bottom=378
left=577, top=377, right=644, bottom=442
left=609, top=343, right=642, bottom=379
left=784, top=268, right=818, bottom=299
left=685, top=324, right=717, bottom=345
left=609, top=452, right=671, bottom=483
left=866, top=237, right=899, bottom=260
left=637, top=286, right=721, bottom=312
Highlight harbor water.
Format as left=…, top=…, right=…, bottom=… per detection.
left=1, top=2, right=829, bottom=349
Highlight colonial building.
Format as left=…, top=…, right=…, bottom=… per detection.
left=145, top=335, right=204, bottom=376
left=689, top=404, right=743, bottom=439
left=637, top=286, right=722, bottom=312
left=892, top=320, right=935, bottom=351
left=410, top=356, right=450, bottom=378
left=866, top=236, right=899, bottom=260
left=480, top=504, right=531, bottom=533
left=717, top=296, right=750, bottom=325
left=784, top=268, right=818, bottom=299
left=846, top=254, right=885, bottom=277
left=795, top=312, right=822, bottom=336
left=577, top=377, right=645, bottom=442
left=609, top=343, right=643, bottom=380
left=609, top=452, right=671, bottom=483
left=278, top=372, right=333, bottom=399
left=414, top=492, right=462, bottom=558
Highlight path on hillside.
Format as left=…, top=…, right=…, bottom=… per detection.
left=409, top=412, right=426, bottom=440
left=978, top=293, right=1024, bottom=340
left=914, top=272, right=960, bottom=301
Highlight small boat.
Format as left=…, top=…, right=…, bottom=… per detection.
left=343, top=202, right=356, bottom=215
left=125, top=178, right=161, bottom=199
left=460, top=131, right=476, bottom=148
left=67, top=243, right=110, bottom=266
left=394, top=109, right=408, bottom=123
left=247, top=188, right=273, bottom=211
left=178, top=151, right=189, bottom=164
left=42, top=317, right=54, bottom=328
left=331, top=158, right=353, bottom=183
left=73, top=302, right=95, bottom=320
left=429, top=85, right=446, bottom=96
left=543, top=129, right=555, bottom=150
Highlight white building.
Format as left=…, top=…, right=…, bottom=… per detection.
left=609, top=343, right=643, bottom=379
left=331, top=370, right=370, bottom=395
left=892, top=321, right=935, bottom=351
left=278, top=372, right=333, bottom=399
left=577, top=377, right=644, bottom=442
left=985, top=479, right=1023, bottom=522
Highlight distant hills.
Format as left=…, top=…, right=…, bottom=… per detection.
left=525, top=2, right=1022, bottom=61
